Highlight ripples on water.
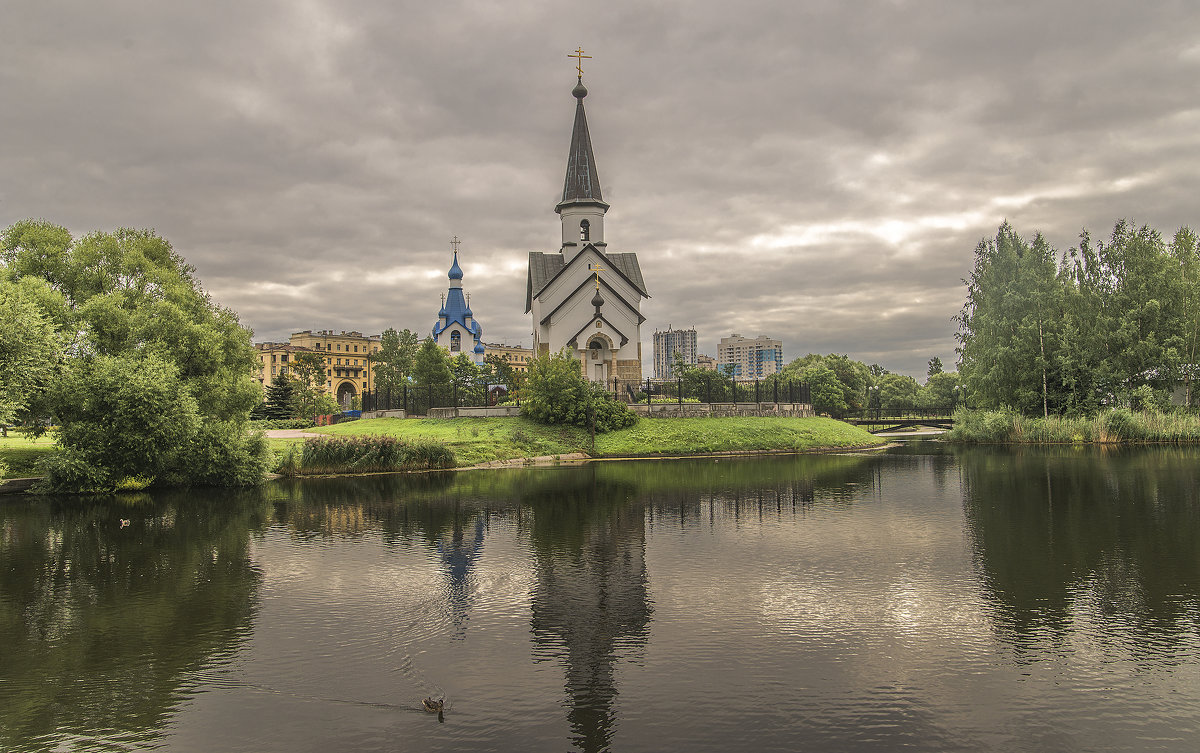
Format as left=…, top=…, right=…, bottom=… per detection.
left=2, top=446, right=1199, bottom=751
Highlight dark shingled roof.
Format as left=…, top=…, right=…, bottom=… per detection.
left=526, top=249, right=649, bottom=314
left=558, top=90, right=606, bottom=208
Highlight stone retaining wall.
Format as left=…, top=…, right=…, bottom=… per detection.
left=426, top=405, right=523, bottom=419
left=361, top=409, right=408, bottom=419
left=628, top=402, right=814, bottom=418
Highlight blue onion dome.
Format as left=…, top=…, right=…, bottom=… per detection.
left=448, top=251, right=463, bottom=280
left=474, top=341, right=485, bottom=354
left=465, top=303, right=473, bottom=317
left=439, top=305, right=448, bottom=317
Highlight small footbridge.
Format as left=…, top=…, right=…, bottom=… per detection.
left=841, top=408, right=956, bottom=435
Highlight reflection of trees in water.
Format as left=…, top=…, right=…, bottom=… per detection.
left=0, top=489, right=269, bottom=750
left=959, top=446, right=1200, bottom=653
left=621, top=454, right=879, bottom=527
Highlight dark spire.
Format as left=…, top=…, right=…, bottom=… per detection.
left=558, top=78, right=607, bottom=209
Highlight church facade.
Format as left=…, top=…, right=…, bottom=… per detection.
left=526, top=73, right=648, bottom=387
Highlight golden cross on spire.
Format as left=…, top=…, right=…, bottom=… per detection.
left=450, top=235, right=461, bottom=254
left=569, top=47, right=591, bottom=78
left=590, top=263, right=606, bottom=291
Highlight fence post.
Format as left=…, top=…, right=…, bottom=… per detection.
left=453, top=381, right=458, bottom=408
left=774, top=379, right=779, bottom=404
left=755, top=379, right=760, bottom=404
left=678, top=377, right=682, bottom=407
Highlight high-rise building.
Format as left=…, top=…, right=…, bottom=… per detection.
left=653, top=327, right=698, bottom=378
left=716, top=334, right=784, bottom=381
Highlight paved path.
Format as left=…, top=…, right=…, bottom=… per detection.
left=263, top=429, right=326, bottom=439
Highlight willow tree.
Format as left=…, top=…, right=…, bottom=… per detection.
left=1, top=220, right=269, bottom=491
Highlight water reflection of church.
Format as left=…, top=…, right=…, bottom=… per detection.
left=528, top=473, right=652, bottom=753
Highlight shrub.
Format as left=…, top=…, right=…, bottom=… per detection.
left=522, top=349, right=638, bottom=433
left=298, top=435, right=454, bottom=474
left=250, top=418, right=317, bottom=430
left=114, top=474, right=155, bottom=491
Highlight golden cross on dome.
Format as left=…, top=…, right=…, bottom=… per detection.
left=450, top=236, right=461, bottom=254
left=590, top=263, right=606, bottom=291
left=569, top=47, right=591, bottom=78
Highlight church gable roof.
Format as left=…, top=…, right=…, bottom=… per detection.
left=539, top=276, right=647, bottom=327
left=527, top=246, right=648, bottom=314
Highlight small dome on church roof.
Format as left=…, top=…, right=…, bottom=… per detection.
left=592, top=289, right=605, bottom=308
left=474, top=341, right=485, bottom=354
left=448, top=251, right=463, bottom=280
left=572, top=79, right=587, bottom=99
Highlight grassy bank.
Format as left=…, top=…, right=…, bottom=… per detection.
left=591, top=416, right=885, bottom=456
left=946, top=408, right=1200, bottom=444
left=0, top=432, right=57, bottom=479
left=299, top=415, right=884, bottom=467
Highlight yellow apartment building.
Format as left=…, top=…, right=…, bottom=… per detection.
left=483, top=342, right=535, bottom=374
left=255, top=330, right=382, bottom=407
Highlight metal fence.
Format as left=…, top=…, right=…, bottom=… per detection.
left=361, top=382, right=513, bottom=415
left=613, top=378, right=812, bottom=406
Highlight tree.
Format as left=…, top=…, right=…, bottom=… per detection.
left=920, top=371, right=962, bottom=410
left=1171, top=227, right=1200, bottom=406
left=799, top=363, right=848, bottom=416
left=484, top=353, right=520, bottom=393
left=957, top=223, right=1063, bottom=416
left=0, top=280, right=62, bottom=433
left=372, top=327, right=419, bottom=393
left=449, top=352, right=481, bottom=387
left=878, top=373, right=921, bottom=412
left=262, top=373, right=299, bottom=419
left=2, top=220, right=269, bottom=490
left=927, top=356, right=943, bottom=377
left=782, top=353, right=871, bottom=415
left=679, top=362, right=734, bottom=402
left=288, top=352, right=337, bottom=418
left=411, top=337, right=451, bottom=386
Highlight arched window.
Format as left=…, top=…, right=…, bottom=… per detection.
left=450, top=331, right=461, bottom=352
left=580, top=219, right=590, bottom=241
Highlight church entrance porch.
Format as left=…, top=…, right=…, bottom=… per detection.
left=584, top=336, right=613, bottom=387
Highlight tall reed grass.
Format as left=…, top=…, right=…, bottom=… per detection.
left=282, top=436, right=455, bottom=475
left=947, top=408, right=1200, bottom=444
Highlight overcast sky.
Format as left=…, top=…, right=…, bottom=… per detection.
left=4, top=1, right=1199, bottom=377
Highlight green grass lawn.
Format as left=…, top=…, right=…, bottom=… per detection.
left=593, top=416, right=885, bottom=456
left=0, top=431, right=57, bottom=478
left=298, top=415, right=883, bottom=467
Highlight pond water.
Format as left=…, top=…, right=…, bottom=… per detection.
left=2, top=443, right=1199, bottom=752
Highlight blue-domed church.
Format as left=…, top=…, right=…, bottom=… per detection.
left=433, top=247, right=485, bottom=365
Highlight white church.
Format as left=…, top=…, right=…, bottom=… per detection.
left=526, top=68, right=649, bottom=388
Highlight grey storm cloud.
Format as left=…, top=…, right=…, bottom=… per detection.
left=3, top=0, right=1199, bottom=377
